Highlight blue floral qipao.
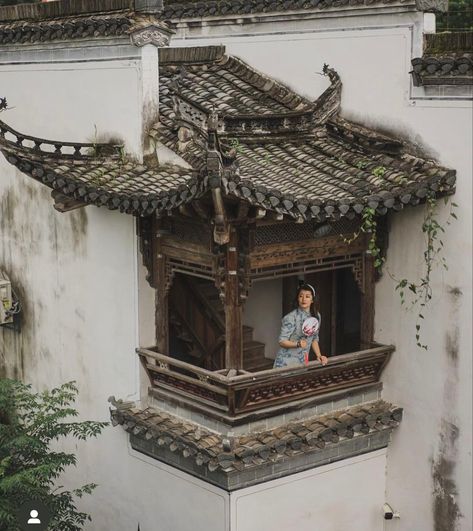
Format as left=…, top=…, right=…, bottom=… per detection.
left=273, top=308, right=321, bottom=368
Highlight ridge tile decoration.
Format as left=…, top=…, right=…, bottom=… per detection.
left=160, top=0, right=446, bottom=21
left=0, top=0, right=172, bottom=46
left=0, top=46, right=456, bottom=221
left=111, top=399, right=403, bottom=490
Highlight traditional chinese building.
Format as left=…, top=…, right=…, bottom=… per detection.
left=0, top=1, right=471, bottom=530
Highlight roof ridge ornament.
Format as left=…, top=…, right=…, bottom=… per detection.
left=312, top=64, right=342, bottom=125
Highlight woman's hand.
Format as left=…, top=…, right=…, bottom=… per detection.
left=298, top=339, right=307, bottom=349
left=317, top=355, right=328, bottom=366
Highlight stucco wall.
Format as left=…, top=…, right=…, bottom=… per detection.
left=171, top=9, right=473, bottom=531
left=231, top=449, right=387, bottom=531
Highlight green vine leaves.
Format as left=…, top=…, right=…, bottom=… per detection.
left=388, top=194, right=458, bottom=349
left=343, top=190, right=457, bottom=349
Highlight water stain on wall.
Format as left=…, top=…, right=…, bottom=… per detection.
left=0, top=170, right=89, bottom=380
left=445, top=327, right=459, bottom=363
left=432, top=420, right=462, bottom=531
left=432, top=284, right=464, bottom=531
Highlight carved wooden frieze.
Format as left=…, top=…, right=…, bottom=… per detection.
left=237, top=361, right=381, bottom=412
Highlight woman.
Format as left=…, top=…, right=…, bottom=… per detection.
left=273, top=283, right=329, bottom=368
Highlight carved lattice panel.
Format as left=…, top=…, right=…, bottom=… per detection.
left=240, top=361, right=382, bottom=410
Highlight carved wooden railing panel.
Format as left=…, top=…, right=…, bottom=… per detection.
left=138, top=348, right=230, bottom=409
left=138, top=344, right=394, bottom=419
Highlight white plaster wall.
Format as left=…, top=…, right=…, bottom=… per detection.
left=231, top=449, right=387, bottom=531
left=75, top=435, right=229, bottom=531
left=171, top=11, right=473, bottom=531
left=243, top=279, right=282, bottom=359
left=0, top=53, right=217, bottom=531
left=0, top=60, right=142, bottom=157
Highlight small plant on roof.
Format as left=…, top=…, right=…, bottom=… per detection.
left=0, top=379, right=107, bottom=530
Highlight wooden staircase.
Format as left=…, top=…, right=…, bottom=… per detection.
left=170, top=275, right=273, bottom=372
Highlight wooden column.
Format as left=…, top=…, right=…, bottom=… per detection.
left=155, top=231, right=169, bottom=355
left=360, top=255, right=375, bottom=348
left=224, top=228, right=243, bottom=369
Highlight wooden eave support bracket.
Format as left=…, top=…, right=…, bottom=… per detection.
left=207, top=136, right=230, bottom=244
left=51, top=190, right=87, bottom=213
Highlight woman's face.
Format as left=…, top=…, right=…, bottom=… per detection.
left=298, top=289, right=313, bottom=311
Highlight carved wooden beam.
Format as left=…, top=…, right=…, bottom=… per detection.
left=212, top=187, right=230, bottom=245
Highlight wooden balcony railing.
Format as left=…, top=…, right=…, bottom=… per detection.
left=138, top=344, right=394, bottom=420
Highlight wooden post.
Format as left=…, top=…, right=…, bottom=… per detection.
left=360, top=256, right=375, bottom=348
left=330, top=271, right=337, bottom=356
left=155, top=230, right=169, bottom=355
left=224, top=228, right=243, bottom=369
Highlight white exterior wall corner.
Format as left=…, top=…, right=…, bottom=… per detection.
left=169, top=7, right=473, bottom=531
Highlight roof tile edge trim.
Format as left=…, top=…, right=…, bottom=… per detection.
left=111, top=400, right=403, bottom=477
left=161, top=0, right=446, bottom=21
left=0, top=0, right=133, bottom=23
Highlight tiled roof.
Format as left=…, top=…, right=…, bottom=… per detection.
left=0, top=12, right=134, bottom=45
left=0, top=46, right=456, bottom=219
left=0, top=0, right=170, bottom=46
left=3, top=151, right=200, bottom=215
left=161, top=0, right=445, bottom=20
left=111, top=399, right=403, bottom=474
left=411, top=53, right=473, bottom=86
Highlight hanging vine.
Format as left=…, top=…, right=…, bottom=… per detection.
left=387, top=194, right=457, bottom=349
left=343, top=193, right=457, bottom=349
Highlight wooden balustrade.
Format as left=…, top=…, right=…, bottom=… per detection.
left=138, top=343, right=394, bottom=419
left=0, top=118, right=122, bottom=159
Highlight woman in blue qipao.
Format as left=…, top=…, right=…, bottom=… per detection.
left=273, top=283, right=329, bottom=368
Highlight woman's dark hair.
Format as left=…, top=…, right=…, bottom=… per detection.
left=295, top=282, right=318, bottom=317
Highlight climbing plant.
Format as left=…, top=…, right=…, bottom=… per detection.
left=344, top=193, right=457, bottom=349
left=387, top=195, right=457, bottom=349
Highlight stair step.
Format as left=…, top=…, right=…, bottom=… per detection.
left=243, top=340, right=265, bottom=353
left=245, top=358, right=274, bottom=372
left=243, top=325, right=253, bottom=342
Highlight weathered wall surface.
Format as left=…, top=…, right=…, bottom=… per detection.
left=0, top=47, right=230, bottom=531
left=171, top=8, right=473, bottom=531
left=231, top=450, right=387, bottom=531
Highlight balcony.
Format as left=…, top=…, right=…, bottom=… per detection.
left=138, top=343, right=393, bottom=424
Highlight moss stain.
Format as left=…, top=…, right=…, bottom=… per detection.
left=432, top=421, right=462, bottom=531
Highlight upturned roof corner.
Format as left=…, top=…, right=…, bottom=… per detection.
left=0, top=47, right=456, bottom=220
